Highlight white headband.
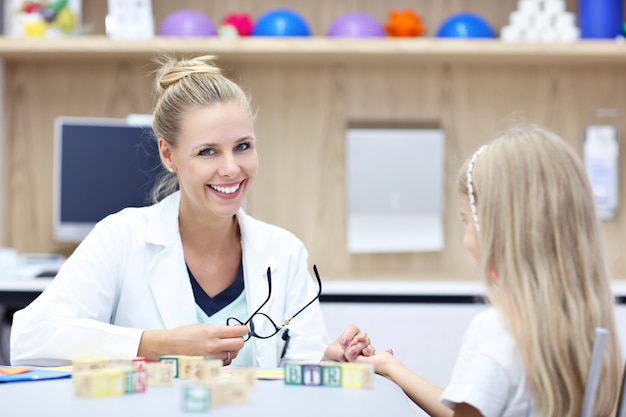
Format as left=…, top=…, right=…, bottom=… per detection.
left=466, top=145, right=487, bottom=233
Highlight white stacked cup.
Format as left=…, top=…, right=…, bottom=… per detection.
left=500, top=0, right=579, bottom=43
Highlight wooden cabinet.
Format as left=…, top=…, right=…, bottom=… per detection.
left=2, top=0, right=625, bottom=281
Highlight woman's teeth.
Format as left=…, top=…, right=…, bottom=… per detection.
left=210, top=184, right=240, bottom=194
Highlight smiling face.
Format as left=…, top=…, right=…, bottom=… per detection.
left=158, top=101, right=258, bottom=222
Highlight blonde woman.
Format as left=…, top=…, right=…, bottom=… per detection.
left=11, top=55, right=373, bottom=368
left=359, top=124, right=623, bottom=417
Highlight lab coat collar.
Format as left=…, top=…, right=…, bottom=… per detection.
left=236, top=209, right=279, bottom=314
left=143, top=192, right=193, bottom=328
left=144, top=192, right=181, bottom=246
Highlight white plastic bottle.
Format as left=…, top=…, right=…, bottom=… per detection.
left=584, top=124, right=619, bottom=220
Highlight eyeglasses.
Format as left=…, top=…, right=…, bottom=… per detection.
left=226, top=265, right=323, bottom=342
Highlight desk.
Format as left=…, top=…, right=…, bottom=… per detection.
left=1, top=374, right=417, bottom=417
left=3, top=278, right=626, bottom=417
left=0, top=278, right=51, bottom=309
left=0, top=278, right=492, bottom=309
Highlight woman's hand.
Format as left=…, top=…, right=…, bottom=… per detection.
left=322, top=324, right=376, bottom=362
left=138, top=324, right=248, bottom=365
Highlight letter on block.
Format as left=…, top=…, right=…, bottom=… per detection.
left=159, top=356, right=180, bottom=378
left=144, top=362, right=174, bottom=387
left=182, top=384, right=211, bottom=412
left=321, top=362, right=342, bottom=387
left=196, top=359, right=222, bottom=383
left=106, top=369, right=126, bottom=396
left=284, top=362, right=303, bottom=385
left=124, top=369, right=136, bottom=394
left=228, top=367, right=257, bottom=390
left=178, top=356, right=205, bottom=380
left=134, top=368, right=147, bottom=393
left=302, top=364, right=322, bottom=386
left=340, top=363, right=375, bottom=389
left=209, top=380, right=248, bottom=408
left=73, top=369, right=125, bottom=398
left=124, top=368, right=147, bottom=394
left=73, top=371, right=103, bottom=398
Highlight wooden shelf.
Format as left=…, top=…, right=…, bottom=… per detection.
left=0, top=35, right=626, bottom=64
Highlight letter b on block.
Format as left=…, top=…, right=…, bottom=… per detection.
left=284, top=362, right=303, bottom=385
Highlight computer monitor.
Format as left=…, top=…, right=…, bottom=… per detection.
left=53, top=117, right=162, bottom=242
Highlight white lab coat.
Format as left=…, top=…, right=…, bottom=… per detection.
left=10, top=192, right=329, bottom=367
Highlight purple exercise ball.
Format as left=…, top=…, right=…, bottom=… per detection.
left=158, top=9, right=217, bottom=37
left=327, top=12, right=385, bottom=38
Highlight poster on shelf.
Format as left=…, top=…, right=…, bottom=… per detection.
left=3, top=0, right=82, bottom=38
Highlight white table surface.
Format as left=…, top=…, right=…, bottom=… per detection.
left=0, top=373, right=418, bottom=417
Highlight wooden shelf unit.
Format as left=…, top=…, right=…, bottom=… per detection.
left=2, top=32, right=626, bottom=281
left=1, top=36, right=626, bottom=64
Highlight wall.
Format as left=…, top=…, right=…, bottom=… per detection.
left=2, top=0, right=626, bottom=281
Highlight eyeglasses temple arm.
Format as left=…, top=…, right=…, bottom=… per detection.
left=282, top=264, right=323, bottom=326
left=243, top=266, right=273, bottom=326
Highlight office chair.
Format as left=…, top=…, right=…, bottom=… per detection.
left=614, top=357, right=626, bottom=417
left=580, top=328, right=609, bottom=417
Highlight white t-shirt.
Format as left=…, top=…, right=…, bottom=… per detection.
left=441, top=307, right=533, bottom=417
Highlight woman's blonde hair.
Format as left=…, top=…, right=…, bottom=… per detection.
left=150, top=55, right=252, bottom=202
left=458, top=124, right=623, bottom=417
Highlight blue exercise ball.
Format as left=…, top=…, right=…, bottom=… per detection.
left=158, top=9, right=217, bottom=37
left=252, top=8, right=311, bottom=37
left=436, top=12, right=495, bottom=38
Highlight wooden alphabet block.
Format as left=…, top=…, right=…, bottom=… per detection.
left=209, top=380, right=248, bottom=408
left=194, top=358, right=222, bottom=383
left=158, top=355, right=181, bottom=378
left=321, top=362, right=342, bottom=387
left=177, top=356, right=205, bottom=380
left=123, top=367, right=147, bottom=394
left=73, top=368, right=125, bottom=398
left=283, top=362, right=303, bottom=385
left=283, top=361, right=374, bottom=389
left=105, top=369, right=126, bottom=396
left=73, top=370, right=104, bottom=398
left=227, top=367, right=257, bottom=390
left=181, top=384, right=211, bottom=412
left=71, top=358, right=109, bottom=373
left=340, top=363, right=374, bottom=389
left=302, top=364, right=322, bottom=386
left=144, top=361, right=174, bottom=387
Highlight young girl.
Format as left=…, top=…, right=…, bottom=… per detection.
left=359, top=124, right=623, bottom=417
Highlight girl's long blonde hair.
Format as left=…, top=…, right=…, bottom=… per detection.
left=458, top=124, right=623, bottom=417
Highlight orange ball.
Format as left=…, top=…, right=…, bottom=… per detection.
left=384, top=9, right=426, bottom=37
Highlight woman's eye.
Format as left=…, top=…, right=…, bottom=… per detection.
left=199, top=148, right=215, bottom=156
left=235, top=142, right=250, bottom=152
